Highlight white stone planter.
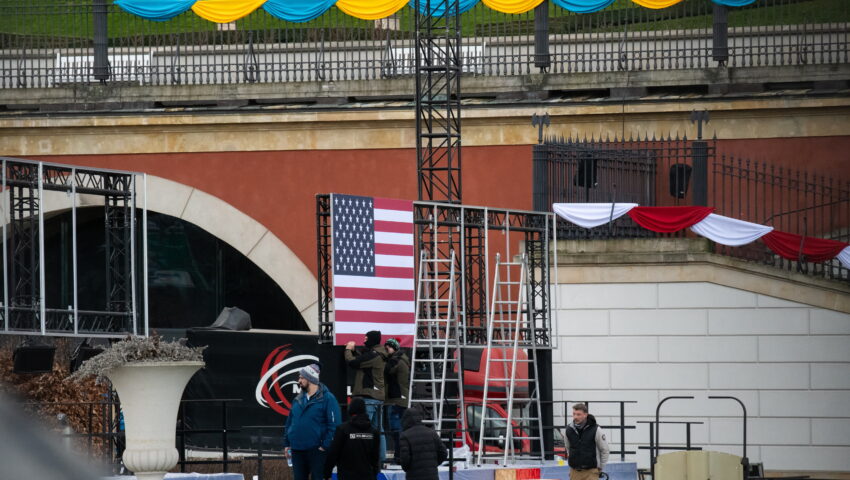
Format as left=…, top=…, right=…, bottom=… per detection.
left=106, top=361, right=204, bottom=480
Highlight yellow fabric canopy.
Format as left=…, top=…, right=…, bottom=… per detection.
left=630, top=0, right=684, bottom=9
left=481, top=0, right=544, bottom=14
left=336, top=0, right=408, bottom=20
left=191, top=0, right=268, bottom=23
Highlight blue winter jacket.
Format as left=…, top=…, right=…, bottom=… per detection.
left=282, top=383, right=341, bottom=451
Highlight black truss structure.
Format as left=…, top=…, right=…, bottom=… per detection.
left=1, top=157, right=140, bottom=336
left=415, top=0, right=462, bottom=204
left=317, top=194, right=553, bottom=347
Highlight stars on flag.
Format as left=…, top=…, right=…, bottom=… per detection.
left=333, top=195, right=376, bottom=276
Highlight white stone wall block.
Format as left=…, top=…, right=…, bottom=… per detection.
left=709, top=363, right=810, bottom=390
left=760, top=391, right=850, bottom=418
left=710, top=417, right=809, bottom=445
left=658, top=282, right=757, bottom=309
left=756, top=294, right=807, bottom=308
left=761, top=446, right=850, bottom=471
left=552, top=363, right=610, bottom=390
left=708, top=308, right=808, bottom=335
left=758, top=336, right=850, bottom=362
left=610, top=309, right=707, bottom=336
left=558, top=283, right=658, bottom=309
left=611, top=364, right=708, bottom=390
left=811, top=364, right=850, bottom=389
left=560, top=336, right=658, bottom=363
left=810, top=308, right=850, bottom=334
left=812, top=419, right=850, bottom=446
left=659, top=336, right=757, bottom=363
left=556, top=309, right=609, bottom=336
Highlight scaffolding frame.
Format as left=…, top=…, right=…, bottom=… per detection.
left=0, top=157, right=148, bottom=338
left=317, top=194, right=554, bottom=348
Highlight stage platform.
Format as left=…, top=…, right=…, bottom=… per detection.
left=368, top=462, right=638, bottom=480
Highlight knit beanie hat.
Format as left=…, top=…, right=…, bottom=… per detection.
left=299, top=363, right=320, bottom=385
left=365, top=330, right=382, bottom=348
left=348, top=397, right=366, bottom=416
left=384, top=338, right=400, bottom=351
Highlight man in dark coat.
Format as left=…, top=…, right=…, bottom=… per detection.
left=344, top=329, right=389, bottom=461
left=323, top=397, right=381, bottom=480
left=398, top=407, right=448, bottom=480
left=383, top=337, right=410, bottom=462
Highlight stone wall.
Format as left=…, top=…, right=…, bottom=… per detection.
left=551, top=239, right=850, bottom=472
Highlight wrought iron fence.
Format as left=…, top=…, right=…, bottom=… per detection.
left=534, top=133, right=850, bottom=282
left=0, top=0, right=847, bottom=88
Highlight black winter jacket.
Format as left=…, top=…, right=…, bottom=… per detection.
left=323, top=414, right=380, bottom=480
left=398, top=408, right=448, bottom=480
left=345, top=345, right=389, bottom=401
left=384, top=351, right=410, bottom=407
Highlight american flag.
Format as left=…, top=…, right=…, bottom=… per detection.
left=332, top=194, right=415, bottom=347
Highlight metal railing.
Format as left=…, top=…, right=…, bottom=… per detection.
left=1, top=0, right=848, bottom=88
left=534, top=132, right=850, bottom=282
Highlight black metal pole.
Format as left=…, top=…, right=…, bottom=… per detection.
left=652, top=396, right=694, bottom=480
left=712, top=4, right=729, bottom=65
left=222, top=401, right=229, bottom=473
left=532, top=143, right=549, bottom=212
left=709, top=396, right=748, bottom=480
left=692, top=140, right=708, bottom=206
left=619, top=402, right=626, bottom=462
left=534, top=0, right=550, bottom=70
left=537, top=349, right=554, bottom=460
left=93, top=0, right=109, bottom=82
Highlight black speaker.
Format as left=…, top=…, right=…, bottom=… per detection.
left=70, top=345, right=104, bottom=373
left=669, top=163, right=692, bottom=198
left=13, top=345, right=56, bottom=374
left=573, top=155, right=598, bottom=188
left=209, top=306, right=252, bottom=331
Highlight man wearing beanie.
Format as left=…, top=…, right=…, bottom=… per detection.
left=323, top=397, right=381, bottom=480
left=344, top=330, right=389, bottom=462
left=383, top=337, right=410, bottom=463
left=283, top=363, right=341, bottom=480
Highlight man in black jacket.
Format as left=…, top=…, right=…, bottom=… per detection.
left=564, top=402, right=610, bottom=480
left=398, top=407, right=448, bottom=480
left=383, top=337, right=410, bottom=463
left=323, top=397, right=380, bottom=480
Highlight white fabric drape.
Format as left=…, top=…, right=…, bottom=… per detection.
left=552, top=203, right=637, bottom=229
left=689, top=213, right=774, bottom=246
left=838, top=246, right=850, bottom=269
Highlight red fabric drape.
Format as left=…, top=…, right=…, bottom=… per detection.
left=761, top=230, right=849, bottom=263
left=627, top=206, right=714, bottom=233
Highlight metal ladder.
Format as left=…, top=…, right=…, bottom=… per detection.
left=476, top=252, right=545, bottom=465
left=408, top=249, right=466, bottom=443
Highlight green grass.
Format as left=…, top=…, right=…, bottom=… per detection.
left=0, top=0, right=847, bottom=45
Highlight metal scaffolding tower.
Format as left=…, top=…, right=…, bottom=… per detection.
left=415, top=0, right=462, bottom=204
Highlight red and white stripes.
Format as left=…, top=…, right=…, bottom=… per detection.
left=553, top=203, right=850, bottom=268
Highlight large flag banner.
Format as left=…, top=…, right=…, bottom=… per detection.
left=331, top=194, right=416, bottom=347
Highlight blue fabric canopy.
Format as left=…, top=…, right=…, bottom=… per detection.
left=408, top=0, right=480, bottom=17
left=552, top=0, right=615, bottom=14
left=713, top=0, right=757, bottom=5
left=114, top=0, right=196, bottom=21
left=263, top=0, right=337, bottom=22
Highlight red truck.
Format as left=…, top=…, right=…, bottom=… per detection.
left=454, top=348, right=566, bottom=458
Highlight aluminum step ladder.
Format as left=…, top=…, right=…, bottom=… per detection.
left=408, top=249, right=466, bottom=443
left=476, top=252, right=545, bottom=465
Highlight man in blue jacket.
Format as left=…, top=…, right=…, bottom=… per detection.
left=283, top=364, right=341, bottom=480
